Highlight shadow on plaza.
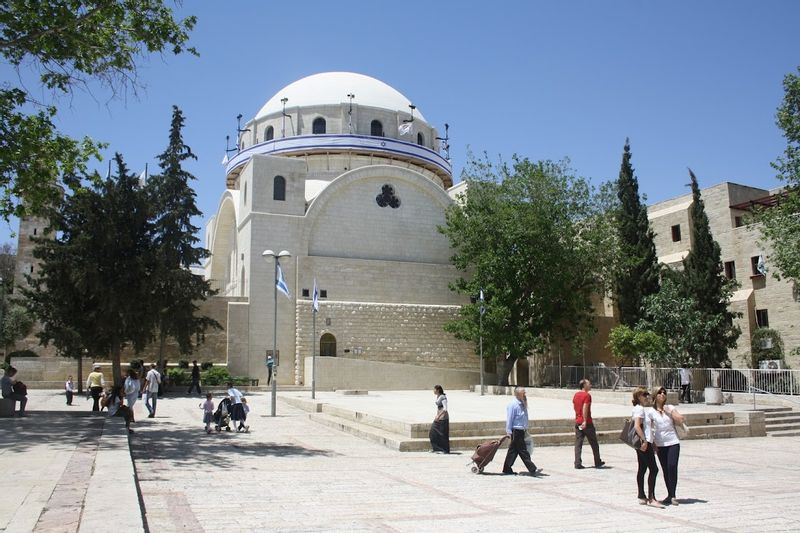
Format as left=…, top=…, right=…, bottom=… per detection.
left=129, top=424, right=339, bottom=467
left=0, top=412, right=106, bottom=453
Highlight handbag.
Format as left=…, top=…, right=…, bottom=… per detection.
left=619, top=417, right=642, bottom=449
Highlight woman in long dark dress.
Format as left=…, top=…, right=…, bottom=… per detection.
left=429, top=385, right=450, bottom=453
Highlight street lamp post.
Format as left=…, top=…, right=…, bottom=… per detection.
left=263, top=249, right=291, bottom=417
left=479, top=288, right=485, bottom=396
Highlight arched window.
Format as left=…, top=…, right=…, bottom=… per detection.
left=371, top=120, right=384, bottom=137
left=417, top=132, right=425, bottom=146
left=320, top=333, right=337, bottom=357
left=265, top=126, right=274, bottom=141
left=273, top=175, right=286, bottom=201
left=312, top=117, right=326, bottom=134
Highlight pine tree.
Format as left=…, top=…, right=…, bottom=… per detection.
left=679, top=170, right=740, bottom=367
left=25, top=154, right=156, bottom=384
left=613, top=139, right=660, bottom=327
left=147, top=106, right=219, bottom=364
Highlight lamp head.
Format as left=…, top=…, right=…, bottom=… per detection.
left=262, top=249, right=275, bottom=258
left=277, top=250, right=291, bottom=258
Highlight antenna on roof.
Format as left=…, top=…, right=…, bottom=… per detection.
left=347, top=93, right=356, bottom=134
left=436, top=123, right=450, bottom=161
left=236, top=113, right=250, bottom=151
left=402, top=104, right=416, bottom=124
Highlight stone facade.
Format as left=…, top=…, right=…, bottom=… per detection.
left=648, top=182, right=799, bottom=368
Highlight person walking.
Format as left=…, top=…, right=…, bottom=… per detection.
left=86, top=364, right=105, bottom=412
left=266, top=354, right=274, bottom=386
left=227, top=382, right=249, bottom=432
left=573, top=378, right=604, bottom=469
left=144, top=363, right=161, bottom=418
left=679, top=367, right=692, bottom=403
left=65, top=375, right=75, bottom=406
left=106, top=385, right=134, bottom=434
left=429, top=385, right=450, bottom=454
left=502, top=387, right=542, bottom=476
left=200, top=393, right=215, bottom=434
left=1, top=367, right=27, bottom=416
left=124, top=368, right=140, bottom=416
left=653, top=387, right=684, bottom=506
left=188, top=360, right=202, bottom=395
left=632, top=387, right=663, bottom=508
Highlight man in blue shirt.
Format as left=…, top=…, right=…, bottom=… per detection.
left=502, top=387, right=541, bottom=475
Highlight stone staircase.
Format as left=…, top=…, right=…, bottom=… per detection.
left=284, top=395, right=759, bottom=452
left=763, top=407, right=800, bottom=437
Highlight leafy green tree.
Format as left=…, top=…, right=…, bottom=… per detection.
left=677, top=171, right=740, bottom=367
left=0, top=0, right=196, bottom=218
left=0, top=299, right=34, bottom=363
left=613, top=139, right=660, bottom=327
left=440, top=154, right=615, bottom=385
left=606, top=324, right=666, bottom=388
left=758, top=67, right=800, bottom=283
left=24, top=154, right=156, bottom=383
left=147, top=106, right=219, bottom=365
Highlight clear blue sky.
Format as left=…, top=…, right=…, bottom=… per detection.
left=2, top=1, right=799, bottom=245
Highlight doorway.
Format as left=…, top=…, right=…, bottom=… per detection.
left=320, top=333, right=337, bottom=357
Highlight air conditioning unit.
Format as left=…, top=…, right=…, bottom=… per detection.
left=759, top=359, right=784, bottom=370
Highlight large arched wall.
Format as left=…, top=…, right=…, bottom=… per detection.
left=302, top=165, right=453, bottom=264
left=209, top=193, right=239, bottom=288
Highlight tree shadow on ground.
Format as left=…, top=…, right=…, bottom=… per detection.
left=0, top=413, right=106, bottom=453
left=129, top=424, right=339, bottom=468
left=675, top=498, right=708, bottom=505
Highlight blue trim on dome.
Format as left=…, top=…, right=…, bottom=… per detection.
left=226, top=134, right=451, bottom=178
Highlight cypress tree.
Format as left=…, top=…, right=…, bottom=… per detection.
left=147, top=106, right=219, bottom=364
left=613, top=139, right=660, bottom=327
left=679, top=170, right=740, bottom=367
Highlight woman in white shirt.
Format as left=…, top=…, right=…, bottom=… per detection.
left=632, top=387, right=663, bottom=508
left=124, top=368, right=140, bottom=418
left=428, top=385, right=450, bottom=453
left=653, top=387, right=684, bottom=506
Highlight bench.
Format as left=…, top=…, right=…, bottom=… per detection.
left=0, top=397, right=15, bottom=417
left=250, top=379, right=260, bottom=386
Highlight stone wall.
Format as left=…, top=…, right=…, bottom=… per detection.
left=294, top=300, right=476, bottom=385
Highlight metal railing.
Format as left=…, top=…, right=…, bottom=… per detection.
left=748, top=385, right=800, bottom=410
left=540, top=365, right=800, bottom=395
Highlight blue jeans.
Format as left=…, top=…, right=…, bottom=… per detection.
left=145, top=391, right=158, bottom=415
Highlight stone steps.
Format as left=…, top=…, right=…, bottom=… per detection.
left=308, top=411, right=754, bottom=452
left=763, top=407, right=800, bottom=436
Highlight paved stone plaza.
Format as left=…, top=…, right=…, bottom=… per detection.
left=2, top=390, right=798, bottom=532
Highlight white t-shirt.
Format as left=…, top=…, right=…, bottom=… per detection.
left=228, top=387, right=243, bottom=404
left=124, top=376, right=139, bottom=396
left=653, top=405, right=680, bottom=447
left=680, top=368, right=691, bottom=385
left=632, top=405, right=655, bottom=443
left=145, top=369, right=161, bottom=393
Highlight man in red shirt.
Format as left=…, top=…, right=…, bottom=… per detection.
left=573, top=378, right=604, bottom=469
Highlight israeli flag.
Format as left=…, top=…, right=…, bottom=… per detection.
left=757, top=255, right=767, bottom=276
left=312, top=278, right=320, bottom=313
left=221, top=152, right=229, bottom=165
left=479, top=288, right=485, bottom=316
left=276, top=263, right=291, bottom=299
left=398, top=122, right=412, bottom=135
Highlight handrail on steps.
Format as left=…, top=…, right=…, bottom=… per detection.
left=748, top=385, right=800, bottom=410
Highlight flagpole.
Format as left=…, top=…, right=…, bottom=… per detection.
left=271, top=258, right=278, bottom=417
left=479, top=288, right=485, bottom=396
left=311, top=307, right=316, bottom=400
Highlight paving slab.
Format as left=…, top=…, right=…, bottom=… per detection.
left=127, top=390, right=797, bottom=532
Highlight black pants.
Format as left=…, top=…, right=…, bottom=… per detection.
left=66, top=391, right=73, bottom=405
left=574, top=423, right=602, bottom=467
left=680, top=384, right=691, bottom=403
left=656, top=443, right=680, bottom=499
left=429, top=417, right=450, bottom=453
left=188, top=379, right=201, bottom=394
left=3, top=393, right=27, bottom=414
left=90, top=386, right=103, bottom=411
left=636, top=444, right=659, bottom=499
left=503, top=429, right=537, bottom=474
left=267, top=367, right=273, bottom=385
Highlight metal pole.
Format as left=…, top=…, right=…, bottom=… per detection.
left=271, top=258, right=278, bottom=417
left=479, top=310, right=484, bottom=396
left=311, top=308, right=316, bottom=400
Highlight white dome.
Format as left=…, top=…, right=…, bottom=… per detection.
left=255, top=72, right=426, bottom=121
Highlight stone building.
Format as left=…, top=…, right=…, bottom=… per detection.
left=648, top=182, right=799, bottom=368
left=202, top=72, right=478, bottom=385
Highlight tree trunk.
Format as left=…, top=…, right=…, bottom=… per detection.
left=496, top=356, right=516, bottom=386
left=157, top=329, right=166, bottom=370
left=77, top=355, right=83, bottom=394
left=111, top=340, right=122, bottom=386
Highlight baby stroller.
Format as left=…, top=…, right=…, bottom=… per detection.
left=469, top=435, right=509, bottom=474
left=214, top=397, right=232, bottom=432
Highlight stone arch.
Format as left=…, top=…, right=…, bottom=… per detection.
left=320, top=333, right=336, bottom=357
left=209, top=192, right=239, bottom=290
